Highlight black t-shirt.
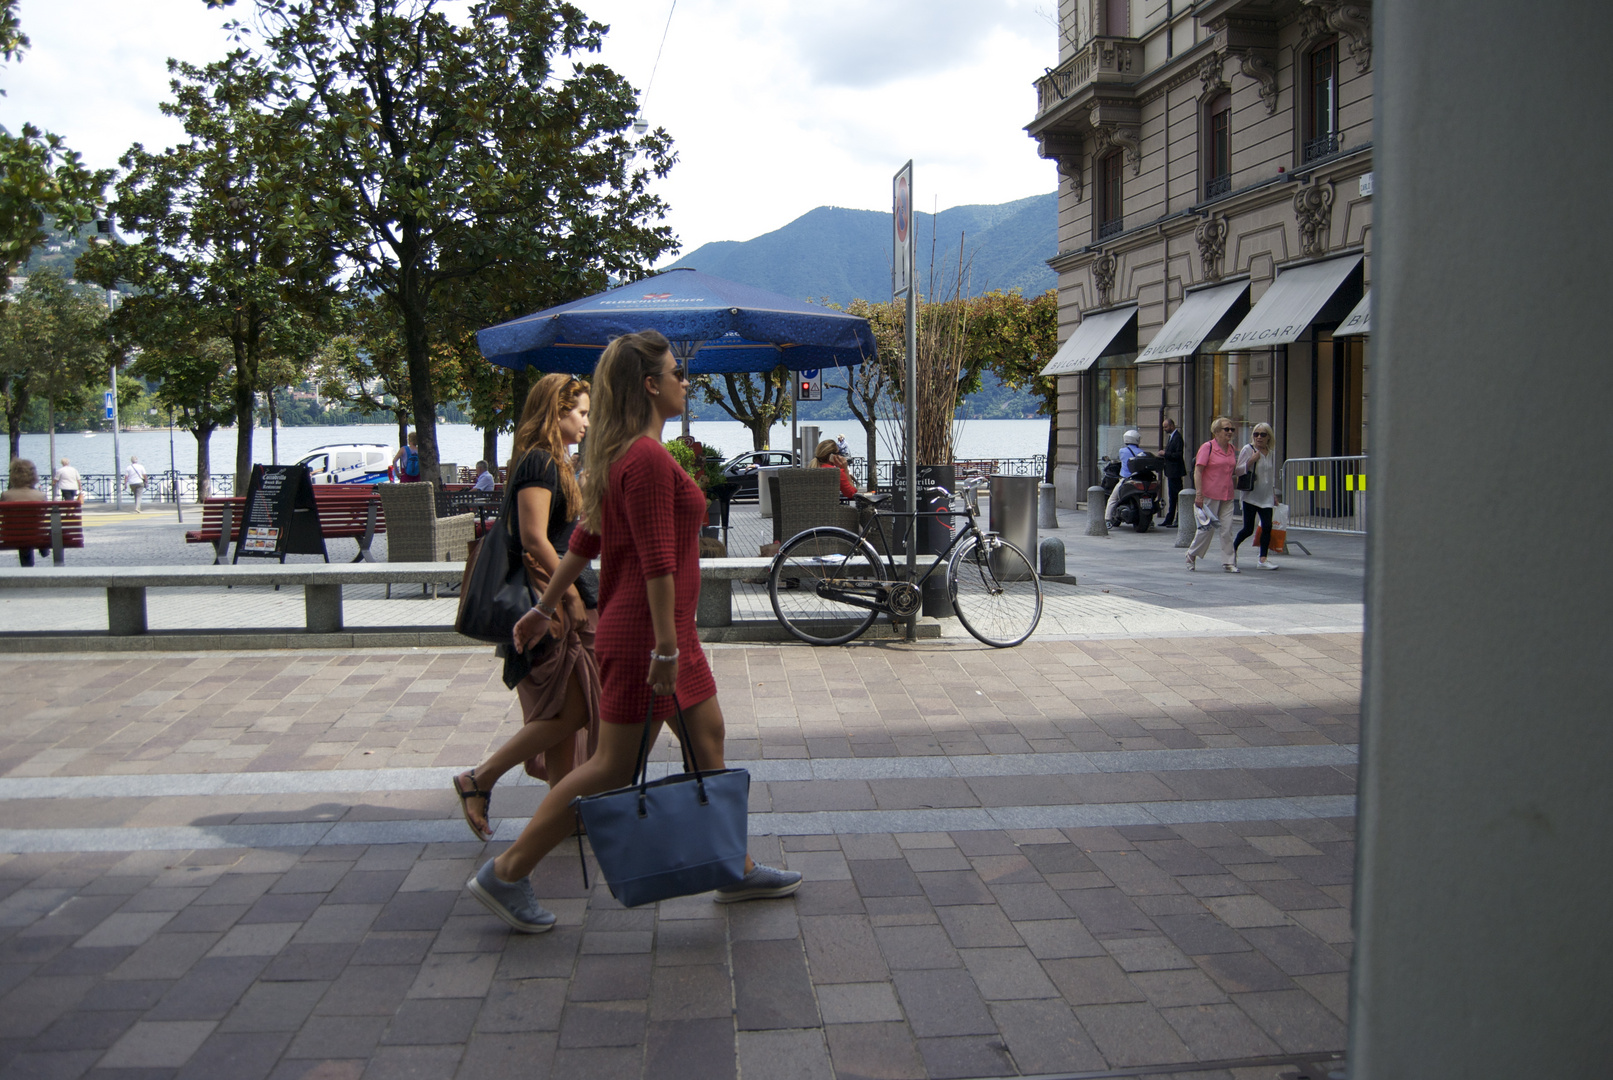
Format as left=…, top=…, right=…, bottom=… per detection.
left=506, top=447, right=596, bottom=608
left=507, top=448, right=573, bottom=559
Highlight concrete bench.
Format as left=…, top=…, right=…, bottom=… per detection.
left=697, top=558, right=775, bottom=628
left=0, top=563, right=465, bottom=636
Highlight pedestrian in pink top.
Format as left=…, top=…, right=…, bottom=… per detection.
left=1186, top=416, right=1244, bottom=571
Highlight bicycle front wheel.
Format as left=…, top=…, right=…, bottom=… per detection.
left=948, top=533, right=1043, bottom=647
left=770, top=527, right=887, bottom=646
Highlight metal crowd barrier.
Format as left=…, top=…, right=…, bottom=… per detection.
left=1281, top=455, right=1368, bottom=534
left=852, top=456, right=1048, bottom=490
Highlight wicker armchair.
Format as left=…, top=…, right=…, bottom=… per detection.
left=377, top=482, right=475, bottom=598
left=768, top=468, right=864, bottom=555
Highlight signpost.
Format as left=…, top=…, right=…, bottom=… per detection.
left=798, top=368, right=821, bottom=402
left=233, top=464, right=327, bottom=563
left=893, top=161, right=917, bottom=640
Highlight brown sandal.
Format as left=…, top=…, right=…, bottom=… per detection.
left=452, top=770, right=494, bottom=841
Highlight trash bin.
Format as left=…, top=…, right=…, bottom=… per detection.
left=988, top=475, right=1039, bottom=580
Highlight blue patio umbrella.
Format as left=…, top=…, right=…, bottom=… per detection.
left=475, top=267, right=876, bottom=375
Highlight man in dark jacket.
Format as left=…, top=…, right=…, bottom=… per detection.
left=1160, top=418, right=1186, bottom=527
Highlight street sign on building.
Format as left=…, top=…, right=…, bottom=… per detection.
left=798, top=368, right=821, bottom=402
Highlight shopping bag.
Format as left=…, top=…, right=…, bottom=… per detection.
left=572, top=697, right=749, bottom=908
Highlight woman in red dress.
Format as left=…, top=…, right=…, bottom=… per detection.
left=466, top=331, right=801, bottom=933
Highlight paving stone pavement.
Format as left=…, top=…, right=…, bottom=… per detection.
left=0, top=636, right=1358, bottom=1079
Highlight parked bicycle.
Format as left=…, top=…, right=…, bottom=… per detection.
left=767, top=482, right=1044, bottom=648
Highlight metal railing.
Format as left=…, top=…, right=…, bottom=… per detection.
left=1302, top=133, right=1341, bottom=164
left=1281, top=455, right=1367, bottom=534
left=0, top=473, right=236, bottom=502
left=1203, top=174, right=1232, bottom=200
left=844, top=456, right=1048, bottom=490
left=1097, top=217, right=1124, bottom=240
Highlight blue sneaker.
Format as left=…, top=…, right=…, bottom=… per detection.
left=467, top=859, right=556, bottom=933
left=714, top=863, right=803, bottom=903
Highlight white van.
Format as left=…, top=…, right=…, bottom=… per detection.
left=297, top=444, right=392, bottom=485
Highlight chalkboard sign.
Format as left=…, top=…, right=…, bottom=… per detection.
left=234, top=464, right=327, bottom=562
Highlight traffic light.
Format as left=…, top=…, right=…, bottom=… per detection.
left=798, top=368, right=821, bottom=401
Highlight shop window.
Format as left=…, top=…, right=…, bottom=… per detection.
left=1203, top=92, right=1232, bottom=200
left=1096, top=151, right=1124, bottom=240
left=1095, top=353, right=1138, bottom=463
left=1304, top=40, right=1340, bottom=164
left=1198, top=348, right=1252, bottom=446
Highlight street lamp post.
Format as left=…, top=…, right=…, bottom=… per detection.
left=168, top=403, right=182, bottom=523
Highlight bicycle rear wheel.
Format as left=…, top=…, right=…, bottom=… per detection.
left=948, top=533, right=1043, bottom=647
left=770, top=527, right=886, bottom=646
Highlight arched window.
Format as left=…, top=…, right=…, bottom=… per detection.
left=1204, top=91, right=1232, bottom=199
left=1096, top=151, right=1124, bottom=240
left=1304, top=39, right=1340, bottom=163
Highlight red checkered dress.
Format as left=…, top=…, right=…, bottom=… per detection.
left=567, top=437, right=717, bottom=725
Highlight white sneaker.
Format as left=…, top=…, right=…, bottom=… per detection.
left=1185, top=555, right=1196, bottom=571
left=1257, top=560, right=1279, bottom=570
left=1223, top=563, right=1240, bottom=573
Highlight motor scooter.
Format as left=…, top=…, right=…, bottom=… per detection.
left=1101, top=453, right=1163, bottom=532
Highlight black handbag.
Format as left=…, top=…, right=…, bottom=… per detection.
left=1236, top=449, right=1257, bottom=491
left=454, top=491, right=538, bottom=645
left=572, top=697, right=750, bottom=908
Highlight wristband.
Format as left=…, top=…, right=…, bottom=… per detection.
left=535, top=599, right=556, bottom=617
left=650, top=648, right=679, bottom=663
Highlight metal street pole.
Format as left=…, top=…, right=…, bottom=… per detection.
left=169, top=404, right=182, bottom=523
left=893, top=161, right=917, bottom=641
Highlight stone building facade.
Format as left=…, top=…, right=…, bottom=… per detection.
left=1027, top=0, right=1373, bottom=506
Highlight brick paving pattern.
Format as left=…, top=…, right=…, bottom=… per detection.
left=0, top=637, right=1357, bottom=1078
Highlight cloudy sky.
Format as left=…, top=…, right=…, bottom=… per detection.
left=1, top=0, right=1059, bottom=259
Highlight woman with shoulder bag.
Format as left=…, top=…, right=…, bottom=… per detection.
left=451, top=375, right=601, bottom=843
left=1185, top=417, right=1242, bottom=572
left=464, top=331, right=800, bottom=934
left=1232, top=422, right=1280, bottom=570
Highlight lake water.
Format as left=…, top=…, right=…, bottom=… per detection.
left=16, top=418, right=1050, bottom=478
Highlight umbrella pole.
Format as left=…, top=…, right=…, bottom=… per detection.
left=674, top=341, right=700, bottom=441
left=791, top=370, right=798, bottom=461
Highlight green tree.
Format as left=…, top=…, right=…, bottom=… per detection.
left=129, top=333, right=236, bottom=497
left=698, top=369, right=792, bottom=452
left=218, top=0, right=679, bottom=488
left=77, top=53, right=331, bottom=490
left=0, top=3, right=111, bottom=295
left=0, top=268, right=107, bottom=463
left=968, top=289, right=1059, bottom=476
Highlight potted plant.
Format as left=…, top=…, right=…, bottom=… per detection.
left=664, top=437, right=727, bottom=525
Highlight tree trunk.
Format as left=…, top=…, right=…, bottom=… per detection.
left=507, top=366, right=530, bottom=472
left=195, top=425, right=213, bottom=498
left=395, top=409, right=408, bottom=451
left=482, top=425, right=498, bottom=474
left=268, top=389, right=279, bottom=465
left=232, top=339, right=256, bottom=492
left=6, top=382, right=27, bottom=461
left=398, top=267, right=440, bottom=491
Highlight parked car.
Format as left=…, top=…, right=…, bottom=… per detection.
left=720, top=449, right=800, bottom=502
left=297, top=444, right=393, bottom=485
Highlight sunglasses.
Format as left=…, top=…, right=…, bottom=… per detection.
left=663, top=365, right=686, bottom=381
left=1253, top=432, right=1269, bottom=437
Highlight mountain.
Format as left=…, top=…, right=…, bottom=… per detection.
left=665, top=192, right=1057, bottom=307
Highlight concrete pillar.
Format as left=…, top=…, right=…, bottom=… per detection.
left=1352, top=3, right=1613, bottom=1074
left=1037, top=482, right=1059, bottom=528
left=1085, top=486, right=1108, bottom=536
left=1174, top=488, right=1196, bottom=548
left=696, top=578, right=731, bottom=628
left=106, top=587, right=147, bottom=636
left=304, top=584, right=343, bottom=633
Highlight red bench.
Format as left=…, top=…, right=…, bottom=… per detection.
left=185, top=488, right=387, bottom=563
left=0, top=500, right=85, bottom=566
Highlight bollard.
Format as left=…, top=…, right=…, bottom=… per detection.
left=1038, top=482, right=1059, bottom=528
left=1039, top=537, right=1066, bottom=577
left=1086, top=486, right=1110, bottom=536
left=1175, top=488, right=1197, bottom=548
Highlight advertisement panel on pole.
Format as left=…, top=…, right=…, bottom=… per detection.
left=892, top=161, right=913, bottom=298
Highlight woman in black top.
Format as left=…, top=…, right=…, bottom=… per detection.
left=453, top=375, right=600, bottom=841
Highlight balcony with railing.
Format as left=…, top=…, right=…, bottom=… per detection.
left=1097, top=218, right=1125, bottom=240
left=1303, top=133, right=1341, bottom=165
left=1203, top=173, right=1232, bottom=200
left=1035, top=38, right=1143, bottom=117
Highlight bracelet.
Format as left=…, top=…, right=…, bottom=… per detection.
left=534, top=599, right=556, bottom=617
left=650, top=648, right=679, bottom=663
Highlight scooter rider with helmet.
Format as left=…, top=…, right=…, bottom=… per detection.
left=1105, top=429, right=1147, bottom=520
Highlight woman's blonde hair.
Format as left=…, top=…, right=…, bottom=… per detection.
left=580, top=331, right=672, bottom=533
left=1212, top=416, right=1235, bottom=436
left=1251, top=422, right=1273, bottom=438
left=509, top=373, right=589, bottom=517
left=813, top=439, right=839, bottom=465
left=8, top=458, right=38, bottom=488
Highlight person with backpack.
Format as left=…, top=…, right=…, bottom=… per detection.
left=392, top=431, right=422, bottom=482
left=124, top=456, right=149, bottom=512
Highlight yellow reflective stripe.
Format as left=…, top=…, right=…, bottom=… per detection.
left=1319, top=476, right=1327, bottom=491
left=1346, top=475, right=1354, bottom=492
left=1359, top=474, right=1366, bottom=490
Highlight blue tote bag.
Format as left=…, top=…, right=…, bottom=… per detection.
left=572, top=697, right=749, bottom=908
